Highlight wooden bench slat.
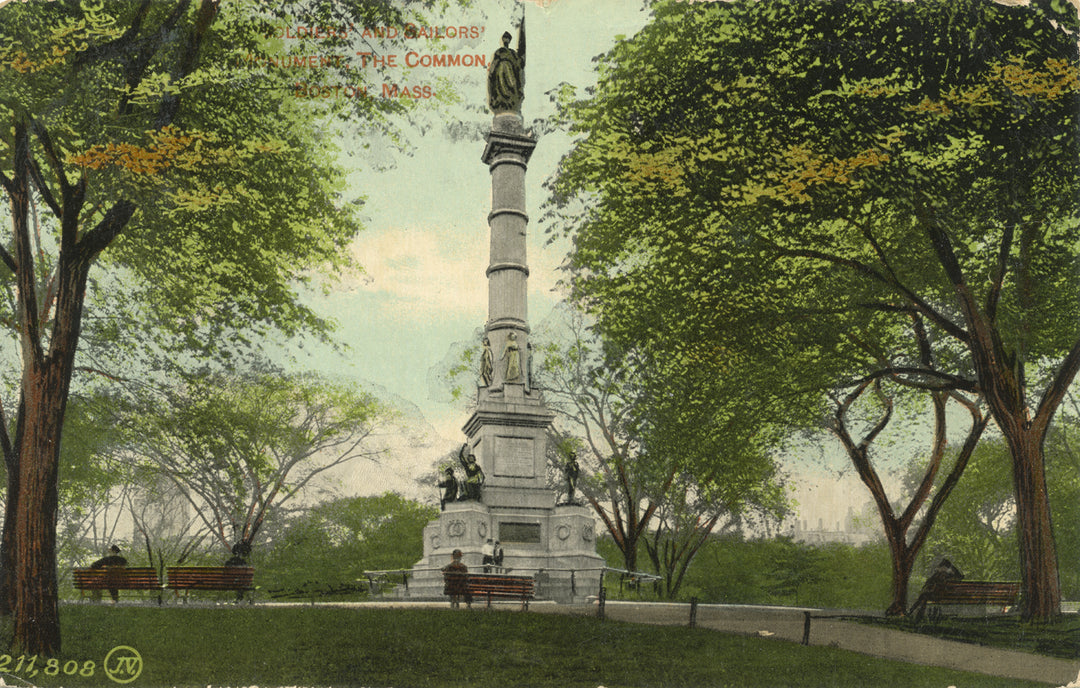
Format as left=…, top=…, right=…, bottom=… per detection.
left=72, top=567, right=163, bottom=604
left=72, top=567, right=161, bottom=591
left=926, top=581, right=1020, bottom=610
left=443, top=572, right=534, bottom=609
left=166, top=566, right=255, bottom=591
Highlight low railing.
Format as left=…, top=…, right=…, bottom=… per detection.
left=360, top=565, right=662, bottom=600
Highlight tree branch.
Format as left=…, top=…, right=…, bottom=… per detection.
left=775, top=243, right=970, bottom=343
left=985, top=222, right=1014, bottom=323
left=1034, top=335, right=1080, bottom=436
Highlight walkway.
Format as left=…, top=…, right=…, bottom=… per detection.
left=532, top=600, right=1080, bottom=687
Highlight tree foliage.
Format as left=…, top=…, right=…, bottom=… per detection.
left=547, top=0, right=1080, bottom=620
left=0, top=0, right=443, bottom=653
left=116, top=367, right=386, bottom=554
left=256, top=493, right=436, bottom=599
left=536, top=306, right=786, bottom=589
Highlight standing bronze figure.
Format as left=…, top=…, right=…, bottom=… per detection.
left=480, top=336, right=494, bottom=386
left=488, top=19, right=525, bottom=113
left=458, top=444, right=485, bottom=501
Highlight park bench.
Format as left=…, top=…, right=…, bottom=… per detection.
left=72, top=567, right=163, bottom=604
left=458, top=572, right=534, bottom=610
left=166, top=566, right=255, bottom=604
left=922, top=580, right=1020, bottom=619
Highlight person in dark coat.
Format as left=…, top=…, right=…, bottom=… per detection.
left=225, top=542, right=250, bottom=567
left=90, top=545, right=127, bottom=602
left=224, top=542, right=252, bottom=602
left=442, top=549, right=471, bottom=609
left=909, top=558, right=963, bottom=620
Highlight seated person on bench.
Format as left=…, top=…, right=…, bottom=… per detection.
left=909, top=558, right=962, bottom=619
left=90, top=545, right=127, bottom=602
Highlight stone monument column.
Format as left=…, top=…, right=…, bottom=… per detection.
left=483, top=116, right=534, bottom=390
left=407, top=19, right=603, bottom=603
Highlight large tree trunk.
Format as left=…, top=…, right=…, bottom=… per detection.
left=0, top=0, right=215, bottom=653
left=12, top=363, right=66, bottom=655
left=1003, top=427, right=1060, bottom=621
left=923, top=215, right=1067, bottom=621
left=10, top=256, right=92, bottom=655
left=2, top=118, right=102, bottom=654
left=883, top=523, right=913, bottom=617
left=966, top=330, right=1063, bottom=620
left=0, top=463, right=19, bottom=617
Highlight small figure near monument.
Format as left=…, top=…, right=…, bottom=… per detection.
left=487, top=18, right=525, bottom=113
left=442, top=549, right=471, bottom=609
left=502, top=332, right=522, bottom=383
left=525, top=342, right=534, bottom=392
left=493, top=539, right=504, bottom=573
left=458, top=444, right=485, bottom=501
left=909, top=557, right=963, bottom=620
left=480, top=337, right=494, bottom=386
left=437, top=466, right=458, bottom=511
left=561, top=452, right=581, bottom=505
left=482, top=538, right=496, bottom=573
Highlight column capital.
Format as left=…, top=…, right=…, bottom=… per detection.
left=482, top=117, right=537, bottom=165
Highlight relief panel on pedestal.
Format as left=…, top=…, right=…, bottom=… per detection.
left=498, top=521, right=541, bottom=544
left=494, top=435, right=534, bottom=478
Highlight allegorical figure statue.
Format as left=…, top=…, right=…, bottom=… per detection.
left=562, top=452, right=581, bottom=505
left=502, top=332, right=522, bottom=382
left=437, top=465, right=458, bottom=511
left=488, top=19, right=525, bottom=113
left=480, top=336, right=493, bottom=386
left=458, top=443, right=485, bottom=501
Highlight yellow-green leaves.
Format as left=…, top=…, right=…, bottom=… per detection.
left=67, top=126, right=292, bottom=176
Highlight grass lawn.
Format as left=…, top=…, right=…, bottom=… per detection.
left=857, top=613, right=1080, bottom=660
left=0, top=604, right=1039, bottom=688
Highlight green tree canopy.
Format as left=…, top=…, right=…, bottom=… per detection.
left=547, top=0, right=1080, bottom=620
left=257, top=492, right=437, bottom=599
left=0, top=0, right=444, bottom=652
left=116, top=366, right=386, bottom=553
left=535, top=306, right=787, bottom=583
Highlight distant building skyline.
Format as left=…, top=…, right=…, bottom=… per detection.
left=787, top=505, right=879, bottom=547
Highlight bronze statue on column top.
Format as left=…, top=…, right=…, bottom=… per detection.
left=488, top=18, right=525, bottom=114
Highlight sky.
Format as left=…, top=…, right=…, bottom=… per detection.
left=265, top=0, right=878, bottom=527
left=280, top=0, right=658, bottom=492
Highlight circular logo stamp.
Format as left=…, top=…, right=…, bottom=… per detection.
left=103, top=645, right=143, bottom=684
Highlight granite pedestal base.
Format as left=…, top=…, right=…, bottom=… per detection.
left=407, top=501, right=603, bottom=604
